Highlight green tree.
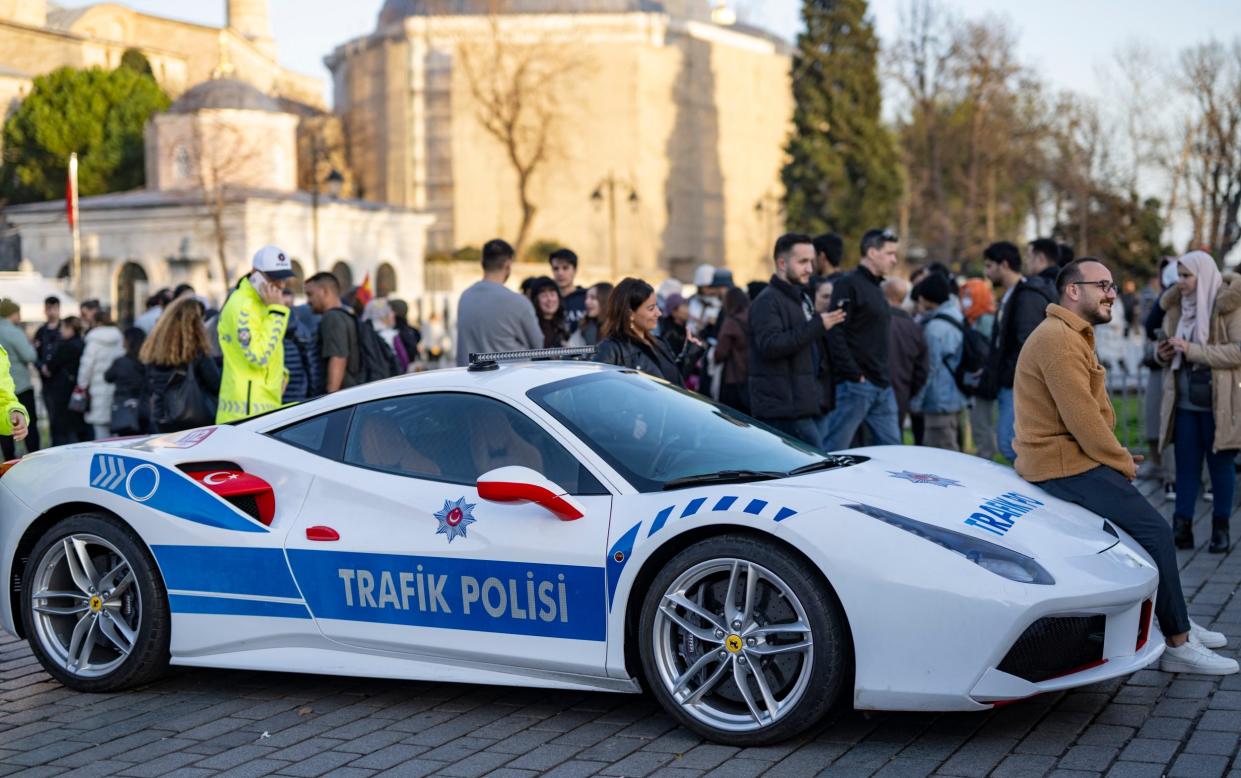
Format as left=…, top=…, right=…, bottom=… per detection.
left=0, top=65, right=170, bottom=204
left=783, top=0, right=902, bottom=259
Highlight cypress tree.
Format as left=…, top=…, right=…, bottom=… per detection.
left=782, top=0, right=901, bottom=260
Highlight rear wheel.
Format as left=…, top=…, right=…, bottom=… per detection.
left=21, top=513, right=170, bottom=691
left=638, top=534, right=849, bottom=745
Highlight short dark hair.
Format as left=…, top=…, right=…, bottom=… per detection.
left=548, top=248, right=578, bottom=268
left=773, top=232, right=814, bottom=263
left=44, top=295, right=60, bottom=307
left=172, top=283, right=195, bottom=299
left=1057, top=243, right=1075, bottom=267
left=1055, top=257, right=1106, bottom=297
left=482, top=239, right=515, bottom=272
left=860, top=228, right=898, bottom=257
left=80, top=299, right=101, bottom=314
left=305, top=271, right=341, bottom=295
left=983, top=241, right=1022, bottom=273
left=1028, top=238, right=1059, bottom=265
left=812, top=233, right=844, bottom=268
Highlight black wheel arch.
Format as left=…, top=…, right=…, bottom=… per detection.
left=620, top=524, right=856, bottom=690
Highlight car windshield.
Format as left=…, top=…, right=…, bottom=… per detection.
left=527, top=370, right=857, bottom=492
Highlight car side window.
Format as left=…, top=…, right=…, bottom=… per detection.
left=270, top=407, right=352, bottom=460
left=342, top=393, right=608, bottom=495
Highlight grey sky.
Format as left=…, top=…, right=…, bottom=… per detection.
left=56, top=1, right=1241, bottom=107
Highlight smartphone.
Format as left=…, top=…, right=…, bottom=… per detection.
left=1154, top=328, right=1167, bottom=342
left=249, top=270, right=268, bottom=295
left=835, top=299, right=850, bottom=312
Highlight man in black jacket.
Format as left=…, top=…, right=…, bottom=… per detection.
left=983, top=241, right=1056, bottom=461
left=748, top=233, right=846, bottom=445
left=1027, top=238, right=1063, bottom=292
left=822, top=228, right=902, bottom=450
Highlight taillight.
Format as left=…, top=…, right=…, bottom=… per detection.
left=186, top=469, right=276, bottom=526
left=0, top=459, right=19, bottom=478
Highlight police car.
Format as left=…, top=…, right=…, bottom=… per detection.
left=0, top=349, right=1162, bottom=745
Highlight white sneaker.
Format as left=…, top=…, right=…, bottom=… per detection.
left=1160, top=639, right=1239, bottom=675
left=1191, top=620, right=1228, bottom=649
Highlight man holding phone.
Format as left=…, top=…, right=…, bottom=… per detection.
left=216, top=245, right=293, bottom=422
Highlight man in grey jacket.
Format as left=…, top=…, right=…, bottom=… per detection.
left=456, top=239, right=544, bottom=366
left=0, top=298, right=40, bottom=456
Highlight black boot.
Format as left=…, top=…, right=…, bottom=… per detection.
left=1210, top=521, right=1230, bottom=554
left=1174, top=516, right=1194, bottom=550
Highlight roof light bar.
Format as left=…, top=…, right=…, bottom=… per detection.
left=468, top=346, right=597, bottom=371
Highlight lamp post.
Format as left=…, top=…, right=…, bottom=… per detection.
left=311, top=167, right=344, bottom=274
left=591, top=171, right=639, bottom=280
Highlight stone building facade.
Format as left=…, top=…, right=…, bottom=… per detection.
left=326, top=0, right=792, bottom=287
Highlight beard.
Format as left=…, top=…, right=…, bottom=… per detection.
left=1086, top=299, right=1114, bottom=325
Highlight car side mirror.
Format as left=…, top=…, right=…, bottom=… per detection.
left=477, top=466, right=585, bottom=521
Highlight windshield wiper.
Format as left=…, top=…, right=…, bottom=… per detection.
left=787, top=456, right=854, bottom=476
left=662, top=470, right=785, bottom=490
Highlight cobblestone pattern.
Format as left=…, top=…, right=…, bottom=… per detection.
left=1, top=480, right=1240, bottom=777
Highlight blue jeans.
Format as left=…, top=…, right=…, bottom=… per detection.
left=1174, top=408, right=1236, bottom=523
left=997, top=387, right=1016, bottom=462
left=765, top=416, right=824, bottom=448
left=822, top=381, right=901, bottom=451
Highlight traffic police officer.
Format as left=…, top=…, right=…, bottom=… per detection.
left=0, top=343, right=29, bottom=444
left=216, top=245, right=294, bottom=422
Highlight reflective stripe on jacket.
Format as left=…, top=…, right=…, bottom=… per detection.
left=216, top=277, right=289, bottom=423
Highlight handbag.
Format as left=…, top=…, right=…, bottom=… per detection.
left=68, top=385, right=90, bottom=414
left=1187, top=365, right=1213, bottom=408
left=159, top=363, right=217, bottom=430
left=110, top=397, right=141, bottom=434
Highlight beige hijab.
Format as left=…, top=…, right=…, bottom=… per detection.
left=1174, top=250, right=1222, bottom=369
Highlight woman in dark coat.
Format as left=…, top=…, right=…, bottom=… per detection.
left=527, top=276, right=569, bottom=348
left=714, top=287, right=751, bottom=413
left=103, top=327, right=149, bottom=435
left=594, top=277, right=703, bottom=386
left=46, top=316, right=90, bottom=445
left=140, top=298, right=221, bottom=433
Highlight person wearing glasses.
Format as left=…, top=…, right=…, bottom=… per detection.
left=1156, top=250, right=1241, bottom=554
left=1013, top=257, right=1236, bottom=675
left=821, top=228, right=903, bottom=451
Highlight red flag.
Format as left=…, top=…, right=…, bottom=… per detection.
left=66, top=153, right=79, bottom=231
left=356, top=272, right=373, bottom=306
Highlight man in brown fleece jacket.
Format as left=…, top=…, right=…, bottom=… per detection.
left=1014, top=258, right=1237, bottom=675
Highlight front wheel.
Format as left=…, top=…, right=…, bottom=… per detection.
left=21, top=513, right=170, bottom=691
left=638, top=534, right=849, bottom=745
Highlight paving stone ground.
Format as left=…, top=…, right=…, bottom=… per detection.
left=3, top=478, right=1241, bottom=777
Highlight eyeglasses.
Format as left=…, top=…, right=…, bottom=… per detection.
left=1071, top=281, right=1120, bottom=294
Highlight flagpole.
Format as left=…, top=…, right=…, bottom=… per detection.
left=68, top=152, right=81, bottom=302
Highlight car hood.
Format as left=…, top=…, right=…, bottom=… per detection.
left=771, top=446, right=1118, bottom=558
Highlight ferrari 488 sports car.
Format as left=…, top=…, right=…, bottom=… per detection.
left=0, top=357, right=1163, bottom=744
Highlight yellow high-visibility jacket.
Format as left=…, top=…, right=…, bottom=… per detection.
left=0, top=344, right=28, bottom=435
left=216, top=277, right=289, bottom=422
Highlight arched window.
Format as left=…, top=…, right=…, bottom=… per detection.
left=115, top=262, right=149, bottom=327
left=331, top=261, right=353, bottom=292
left=376, top=262, right=397, bottom=297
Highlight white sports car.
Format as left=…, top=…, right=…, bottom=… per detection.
left=0, top=357, right=1163, bottom=744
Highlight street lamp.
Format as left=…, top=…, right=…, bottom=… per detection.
left=311, top=167, right=344, bottom=273
left=590, top=171, right=639, bottom=279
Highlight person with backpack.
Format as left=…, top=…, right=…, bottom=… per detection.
left=305, top=271, right=363, bottom=393
left=960, top=278, right=998, bottom=460
left=141, top=298, right=220, bottom=433
left=910, top=273, right=967, bottom=450
left=983, top=241, right=1056, bottom=462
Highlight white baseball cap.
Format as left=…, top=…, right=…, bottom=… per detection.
left=252, top=245, right=295, bottom=279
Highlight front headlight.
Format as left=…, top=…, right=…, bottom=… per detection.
left=845, top=503, right=1055, bottom=585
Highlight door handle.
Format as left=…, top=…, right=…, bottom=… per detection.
left=306, top=525, right=340, bottom=542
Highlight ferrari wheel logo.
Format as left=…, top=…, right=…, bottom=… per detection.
left=435, top=497, right=477, bottom=543
left=88, top=595, right=103, bottom=613
left=725, top=634, right=743, bottom=653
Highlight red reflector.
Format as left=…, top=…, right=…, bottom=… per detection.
left=0, top=459, right=19, bottom=478
left=1045, top=658, right=1108, bottom=681
left=187, top=469, right=275, bottom=525
left=1136, top=599, right=1154, bottom=651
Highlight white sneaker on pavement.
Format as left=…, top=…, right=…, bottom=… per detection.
left=1160, top=639, right=1239, bottom=675
left=1191, top=620, right=1229, bottom=649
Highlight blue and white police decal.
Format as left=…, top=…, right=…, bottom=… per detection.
left=435, top=497, right=477, bottom=542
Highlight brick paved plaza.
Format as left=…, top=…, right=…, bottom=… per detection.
left=2, top=480, right=1240, bottom=778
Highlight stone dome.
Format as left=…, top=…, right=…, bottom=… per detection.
left=168, top=78, right=284, bottom=114
left=376, top=0, right=676, bottom=29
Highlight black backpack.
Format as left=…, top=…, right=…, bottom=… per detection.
left=344, top=310, right=400, bottom=383
left=931, top=314, right=991, bottom=397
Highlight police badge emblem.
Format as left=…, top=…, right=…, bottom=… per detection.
left=887, top=470, right=962, bottom=488
left=435, top=496, right=477, bottom=542
left=238, top=328, right=251, bottom=348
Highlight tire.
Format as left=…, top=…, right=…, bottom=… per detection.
left=638, top=534, right=848, bottom=745
left=20, top=513, right=170, bottom=691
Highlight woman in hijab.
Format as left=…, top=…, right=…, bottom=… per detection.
left=1157, top=250, right=1241, bottom=553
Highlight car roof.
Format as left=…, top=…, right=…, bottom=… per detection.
left=238, top=360, right=629, bottom=430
